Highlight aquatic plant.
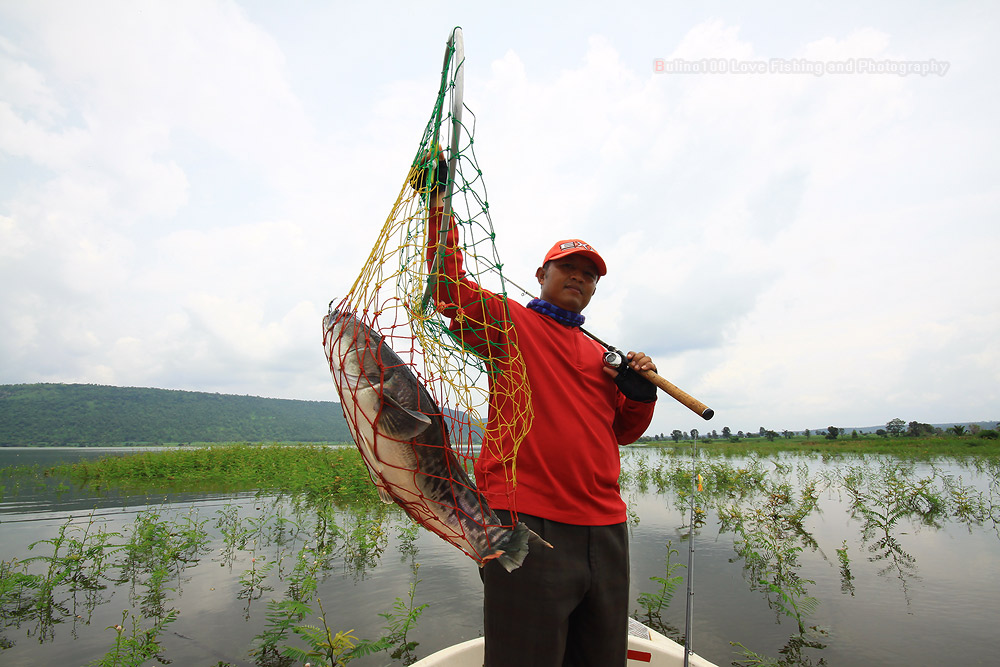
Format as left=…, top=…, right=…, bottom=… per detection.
left=376, top=562, right=430, bottom=664
left=635, top=541, right=685, bottom=639
left=835, top=541, right=854, bottom=596
left=86, top=609, right=178, bottom=667
left=252, top=540, right=328, bottom=666
left=284, top=597, right=362, bottom=667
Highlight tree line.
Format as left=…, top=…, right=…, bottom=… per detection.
left=637, top=418, right=1000, bottom=444
left=0, top=383, right=354, bottom=446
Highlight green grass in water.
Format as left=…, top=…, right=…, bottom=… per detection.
left=47, top=443, right=381, bottom=503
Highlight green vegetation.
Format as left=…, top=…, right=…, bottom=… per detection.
left=1, top=502, right=425, bottom=666
left=44, top=443, right=383, bottom=503
left=634, top=541, right=685, bottom=639
left=0, top=444, right=428, bottom=666
left=0, top=383, right=353, bottom=446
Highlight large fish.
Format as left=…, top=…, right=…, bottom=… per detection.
left=322, top=307, right=549, bottom=572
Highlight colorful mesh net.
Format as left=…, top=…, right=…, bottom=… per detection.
left=323, top=27, right=533, bottom=564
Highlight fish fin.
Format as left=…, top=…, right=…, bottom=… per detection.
left=374, top=480, right=394, bottom=504
left=493, top=524, right=552, bottom=573
left=530, top=529, right=554, bottom=550
left=377, top=392, right=433, bottom=439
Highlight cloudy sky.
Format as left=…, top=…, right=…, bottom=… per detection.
left=2, top=1, right=997, bottom=436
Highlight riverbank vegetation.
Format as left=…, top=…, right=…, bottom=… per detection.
left=3, top=443, right=382, bottom=504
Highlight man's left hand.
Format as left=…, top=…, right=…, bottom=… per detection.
left=604, top=351, right=657, bottom=403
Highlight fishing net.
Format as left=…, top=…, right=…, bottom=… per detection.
left=323, top=27, right=532, bottom=563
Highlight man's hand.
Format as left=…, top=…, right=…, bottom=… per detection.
left=603, top=351, right=657, bottom=403
left=602, top=351, right=656, bottom=378
left=408, top=145, right=448, bottom=205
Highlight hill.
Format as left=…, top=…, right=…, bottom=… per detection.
left=0, top=383, right=353, bottom=446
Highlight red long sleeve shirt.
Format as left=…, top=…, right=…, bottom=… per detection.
left=427, top=208, right=654, bottom=525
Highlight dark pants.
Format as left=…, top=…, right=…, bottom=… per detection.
left=480, top=512, right=630, bottom=667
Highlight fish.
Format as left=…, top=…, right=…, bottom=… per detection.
left=322, top=307, right=550, bottom=572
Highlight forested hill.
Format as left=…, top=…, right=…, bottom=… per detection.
left=0, top=383, right=353, bottom=446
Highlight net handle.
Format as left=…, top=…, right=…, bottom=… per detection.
left=424, top=27, right=465, bottom=306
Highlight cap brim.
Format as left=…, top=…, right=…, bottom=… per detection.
left=548, top=248, right=607, bottom=276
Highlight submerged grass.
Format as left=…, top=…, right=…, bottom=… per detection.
left=44, top=443, right=382, bottom=504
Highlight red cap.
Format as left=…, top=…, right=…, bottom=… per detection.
left=542, top=239, right=607, bottom=276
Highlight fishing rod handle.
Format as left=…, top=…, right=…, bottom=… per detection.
left=640, top=369, right=715, bottom=421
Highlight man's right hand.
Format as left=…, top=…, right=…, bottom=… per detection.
left=408, top=145, right=449, bottom=200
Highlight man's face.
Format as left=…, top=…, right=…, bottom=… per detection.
left=535, top=254, right=600, bottom=314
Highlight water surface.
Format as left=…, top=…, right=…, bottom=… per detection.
left=1, top=447, right=998, bottom=666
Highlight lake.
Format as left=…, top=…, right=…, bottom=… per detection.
left=1, top=446, right=998, bottom=666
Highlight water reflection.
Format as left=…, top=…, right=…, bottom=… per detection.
left=1, top=448, right=999, bottom=666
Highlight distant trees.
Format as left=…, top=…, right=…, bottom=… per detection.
left=885, top=418, right=906, bottom=437
left=884, top=417, right=975, bottom=438
left=634, top=419, right=998, bottom=445
left=907, top=421, right=936, bottom=437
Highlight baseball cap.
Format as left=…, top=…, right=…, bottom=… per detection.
left=542, top=239, right=607, bottom=276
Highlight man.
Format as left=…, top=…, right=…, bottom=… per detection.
left=416, top=159, right=657, bottom=666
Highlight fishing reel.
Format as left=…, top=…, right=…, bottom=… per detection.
left=602, top=348, right=627, bottom=371
left=604, top=347, right=657, bottom=403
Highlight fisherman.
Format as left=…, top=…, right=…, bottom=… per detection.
left=413, top=154, right=657, bottom=666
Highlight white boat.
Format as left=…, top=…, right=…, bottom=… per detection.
left=411, top=618, right=720, bottom=666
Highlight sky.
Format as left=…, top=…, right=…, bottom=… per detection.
left=1, top=0, right=998, bottom=437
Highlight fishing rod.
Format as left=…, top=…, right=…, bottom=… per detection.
left=504, top=277, right=715, bottom=420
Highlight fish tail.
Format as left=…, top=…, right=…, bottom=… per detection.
left=493, top=523, right=553, bottom=573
